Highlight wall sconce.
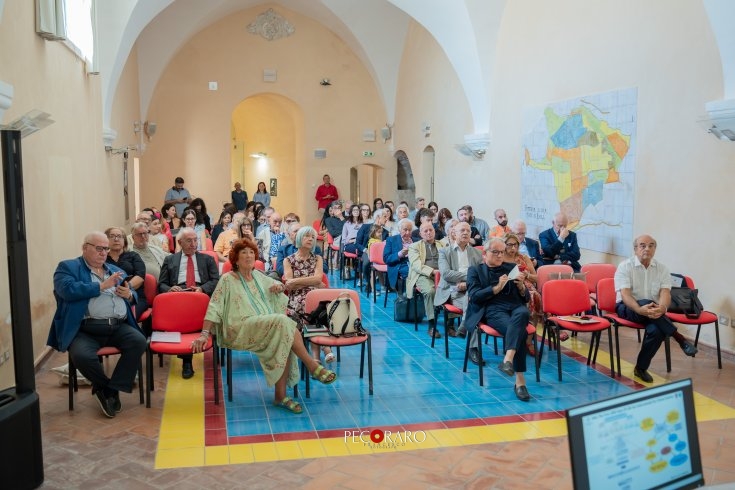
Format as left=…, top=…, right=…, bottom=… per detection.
left=133, top=121, right=157, bottom=140
left=320, top=78, right=331, bottom=86
left=250, top=152, right=267, bottom=158
left=455, top=132, right=490, bottom=160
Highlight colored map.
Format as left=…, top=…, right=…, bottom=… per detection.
left=521, top=88, right=637, bottom=256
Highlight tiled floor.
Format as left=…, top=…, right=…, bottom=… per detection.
left=34, top=273, right=735, bottom=489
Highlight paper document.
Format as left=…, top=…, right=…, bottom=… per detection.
left=557, top=315, right=598, bottom=324
left=151, top=331, right=181, bottom=343
left=507, top=265, right=521, bottom=280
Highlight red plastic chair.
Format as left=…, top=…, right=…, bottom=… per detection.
left=462, top=322, right=540, bottom=387
left=540, top=279, right=614, bottom=381
left=581, top=263, right=617, bottom=309
left=147, top=292, right=218, bottom=407
left=596, top=277, right=671, bottom=377
left=303, top=288, right=372, bottom=398
left=136, top=273, right=158, bottom=324
left=368, top=241, right=390, bottom=305
left=536, top=264, right=574, bottom=294
left=254, top=260, right=265, bottom=272
left=665, top=275, right=721, bottom=369
left=200, top=250, right=219, bottom=266
left=204, top=237, right=214, bottom=251
left=221, top=261, right=233, bottom=274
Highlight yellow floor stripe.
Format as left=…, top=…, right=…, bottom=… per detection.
left=154, top=342, right=735, bottom=468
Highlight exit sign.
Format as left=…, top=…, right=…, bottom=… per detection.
left=362, top=151, right=374, bottom=157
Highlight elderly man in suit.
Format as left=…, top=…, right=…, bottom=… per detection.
left=539, top=212, right=581, bottom=271
left=509, top=219, right=542, bottom=269
left=47, top=231, right=147, bottom=418
left=407, top=221, right=446, bottom=338
left=435, top=222, right=484, bottom=338
left=158, top=227, right=219, bottom=379
left=383, top=218, right=418, bottom=294
left=465, top=238, right=532, bottom=401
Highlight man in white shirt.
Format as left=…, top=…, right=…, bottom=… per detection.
left=614, top=234, right=697, bottom=383
left=435, top=222, right=483, bottom=337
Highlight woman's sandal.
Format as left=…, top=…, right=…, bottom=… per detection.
left=311, top=365, right=337, bottom=385
left=274, top=396, right=303, bottom=414
left=322, top=347, right=336, bottom=364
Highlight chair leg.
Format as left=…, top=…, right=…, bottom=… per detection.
left=556, top=326, right=563, bottom=381
left=213, top=345, right=219, bottom=406
left=367, top=335, right=373, bottom=396
left=227, top=349, right=233, bottom=402
left=606, top=328, right=615, bottom=379
left=462, top=330, right=471, bottom=373
left=664, top=337, right=672, bottom=372
left=68, top=354, right=76, bottom=411
left=444, top=310, right=450, bottom=359
left=614, top=326, right=622, bottom=378
left=478, top=337, right=484, bottom=387
left=714, top=321, right=722, bottom=369
left=145, top=347, right=153, bottom=408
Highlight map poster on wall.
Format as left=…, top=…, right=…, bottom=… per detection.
left=520, top=88, right=637, bottom=257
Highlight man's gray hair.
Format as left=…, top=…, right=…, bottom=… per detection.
left=177, top=227, right=196, bottom=241
left=445, top=218, right=460, bottom=236
left=397, top=218, right=413, bottom=229
left=396, top=203, right=409, bottom=213
left=484, top=237, right=505, bottom=251
left=509, top=219, right=526, bottom=232
left=131, top=222, right=148, bottom=234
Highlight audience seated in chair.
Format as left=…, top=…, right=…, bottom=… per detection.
left=192, top=239, right=336, bottom=415
left=613, top=234, right=698, bottom=383
left=539, top=212, right=581, bottom=271
left=407, top=222, right=446, bottom=338
left=435, top=222, right=483, bottom=338
left=464, top=238, right=532, bottom=401
left=383, top=218, right=418, bottom=296
left=158, top=227, right=219, bottom=379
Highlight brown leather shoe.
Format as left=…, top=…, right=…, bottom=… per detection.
left=428, top=327, right=442, bottom=339
left=447, top=327, right=458, bottom=337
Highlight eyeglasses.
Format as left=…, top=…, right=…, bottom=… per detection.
left=489, top=250, right=504, bottom=256
left=506, top=243, right=519, bottom=248
left=107, top=234, right=123, bottom=240
left=637, top=243, right=656, bottom=249
left=86, top=243, right=110, bottom=253
left=134, top=232, right=149, bottom=237
left=184, top=217, right=196, bottom=221
left=285, top=219, right=296, bottom=224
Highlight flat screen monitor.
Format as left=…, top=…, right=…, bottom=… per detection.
left=566, top=378, right=704, bottom=490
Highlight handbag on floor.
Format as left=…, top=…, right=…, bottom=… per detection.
left=394, top=295, right=425, bottom=323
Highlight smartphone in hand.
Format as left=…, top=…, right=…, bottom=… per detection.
left=122, top=275, right=135, bottom=285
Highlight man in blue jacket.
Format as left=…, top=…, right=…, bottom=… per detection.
left=47, top=231, right=147, bottom=418
left=510, top=219, right=543, bottom=268
left=538, top=212, right=581, bottom=271
left=383, top=218, right=418, bottom=294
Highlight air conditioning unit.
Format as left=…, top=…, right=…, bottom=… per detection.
left=700, top=99, right=735, bottom=141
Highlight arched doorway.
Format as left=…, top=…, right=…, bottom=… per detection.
left=349, top=163, right=384, bottom=207
left=230, top=94, right=304, bottom=215
left=395, top=150, right=415, bottom=205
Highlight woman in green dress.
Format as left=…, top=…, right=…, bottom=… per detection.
left=191, top=238, right=336, bottom=414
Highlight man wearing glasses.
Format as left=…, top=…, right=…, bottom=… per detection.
left=158, top=228, right=220, bottom=379
left=509, top=219, right=542, bottom=268
left=47, top=232, right=147, bottom=418
left=614, top=235, right=698, bottom=383
left=464, top=238, right=532, bottom=401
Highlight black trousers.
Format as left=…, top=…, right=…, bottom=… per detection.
left=616, top=299, right=676, bottom=371
left=68, top=320, right=147, bottom=393
left=469, top=304, right=529, bottom=373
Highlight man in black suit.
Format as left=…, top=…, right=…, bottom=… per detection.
left=158, top=227, right=219, bottom=378
left=464, top=238, right=532, bottom=401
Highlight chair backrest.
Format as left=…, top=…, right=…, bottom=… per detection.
left=537, top=264, right=575, bottom=293
left=327, top=232, right=334, bottom=245
left=542, top=279, right=590, bottom=316
left=368, top=241, right=386, bottom=265
left=222, top=261, right=233, bottom=273
left=143, top=273, right=158, bottom=306
left=434, top=270, right=441, bottom=288
left=322, top=274, right=330, bottom=288
left=201, top=250, right=219, bottom=264
left=304, top=288, right=361, bottom=315
left=152, top=292, right=210, bottom=333
left=312, top=219, right=322, bottom=231
left=254, top=260, right=265, bottom=271
left=595, top=277, right=617, bottom=314
left=204, top=237, right=214, bottom=251
left=580, top=263, right=617, bottom=294
left=474, top=245, right=484, bottom=252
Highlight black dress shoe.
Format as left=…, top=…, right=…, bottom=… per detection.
left=514, top=385, right=531, bottom=402
left=680, top=342, right=698, bottom=357
left=456, top=326, right=467, bottom=339
left=634, top=367, right=653, bottom=383
left=469, top=348, right=485, bottom=366
left=111, top=392, right=122, bottom=413
left=93, top=389, right=115, bottom=418
left=182, top=362, right=195, bottom=379
left=498, top=361, right=515, bottom=377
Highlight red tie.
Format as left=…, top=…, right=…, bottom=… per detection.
left=186, top=255, right=195, bottom=288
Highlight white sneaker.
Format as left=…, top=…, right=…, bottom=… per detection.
left=56, top=371, right=91, bottom=386
left=51, top=363, right=70, bottom=375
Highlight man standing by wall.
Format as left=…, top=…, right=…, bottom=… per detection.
left=164, top=177, right=191, bottom=218
left=315, top=174, right=339, bottom=214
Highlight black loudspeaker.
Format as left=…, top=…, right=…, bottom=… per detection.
left=0, top=389, right=43, bottom=489
left=1, top=129, right=44, bottom=488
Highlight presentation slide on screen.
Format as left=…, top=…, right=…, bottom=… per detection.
left=582, top=391, right=692, bottom=490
